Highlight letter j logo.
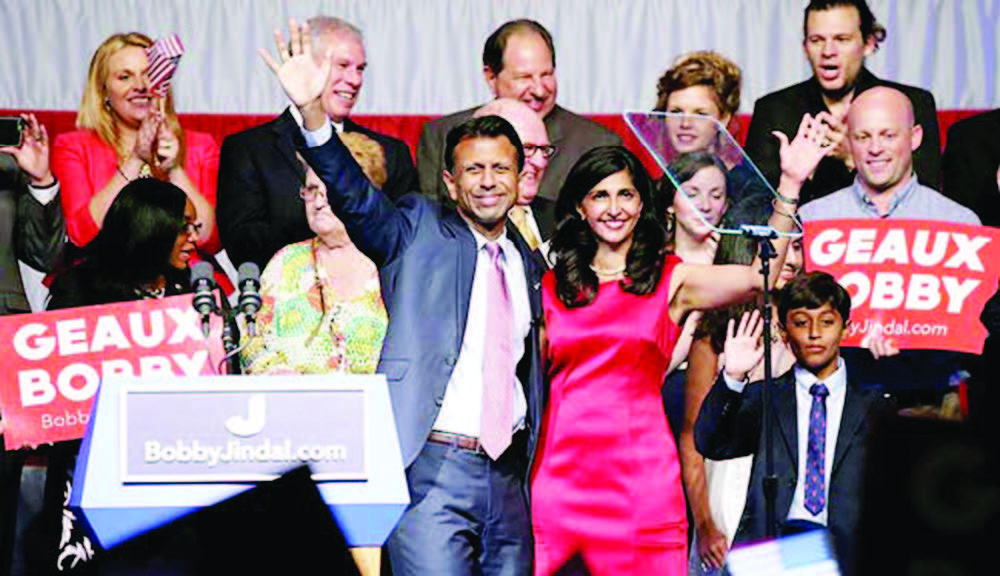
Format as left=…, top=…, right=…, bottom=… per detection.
left=225, top=394, right=266, bottom=437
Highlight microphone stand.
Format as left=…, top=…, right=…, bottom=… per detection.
left=192, top=262, right=243, bottom=375
left=741, top=224, right=779, bottom=539
left=219, top=293, right=242, bottom=375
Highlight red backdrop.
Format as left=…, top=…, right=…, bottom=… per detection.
left=3, top=109, right=986, bottom=177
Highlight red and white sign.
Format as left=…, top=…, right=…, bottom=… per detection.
left=0, top=295, right=226, bottom=449
left=804, top=219, right=1000, bottom=354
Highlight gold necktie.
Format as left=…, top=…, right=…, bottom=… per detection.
left=508, top=206, right=541, bottom=251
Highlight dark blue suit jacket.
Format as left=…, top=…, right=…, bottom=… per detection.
left=695, top=367, right=888, bottom=573
left=300, top=135, right=547, bottom=471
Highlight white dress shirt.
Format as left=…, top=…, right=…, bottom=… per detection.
left=27, top=181, right=59, bottom=205
left=787, top=358, right=847, bottom=526
left=433, top=228, right=530, bottom=437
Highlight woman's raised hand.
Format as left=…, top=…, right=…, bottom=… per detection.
left=772, top=112, right=835, bottom=188
left=155, top=125, right=180, bottom=172
left=134, top=110, right=162, bottom=165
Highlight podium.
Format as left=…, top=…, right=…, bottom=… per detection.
left=70, top=374, right=409, bottom=550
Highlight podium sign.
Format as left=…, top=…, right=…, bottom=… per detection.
left=72, top=374, right=408, bottom=550
left=122, top=385, right=369, bottom=483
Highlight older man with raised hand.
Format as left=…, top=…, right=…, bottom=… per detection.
left=261, top=21, right=546, bottom=576
left=474, top=98, right=555, bottom=248
left=218, top=15, right=416, bottom=270
left=418, top=19, right=621, bottom=205
left=744, top=0, right=940, bottom=205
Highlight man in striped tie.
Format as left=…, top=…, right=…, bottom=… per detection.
left=695, top=272, right=892, bottom=575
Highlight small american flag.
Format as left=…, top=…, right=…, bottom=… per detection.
left=727, top=530, right=841, bottom=576
left=146, top=34, right=185, bottom=97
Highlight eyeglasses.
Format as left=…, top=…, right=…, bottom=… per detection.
left=299, top=185, right=324, bottom=200
left=522, top=144, right=557, bottom=159
left=181, top=221, right=203, bottom=236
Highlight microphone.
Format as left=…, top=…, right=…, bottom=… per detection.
left=191, top=262, right=217, bottom=337
left=237, top=262, right=262, bottom=337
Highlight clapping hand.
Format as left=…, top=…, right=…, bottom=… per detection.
left=134, top=110, right=162, bottom=166
left=772, top=113, right=835, bottom=187
left=815, top=111, right=853, bottom=170
left=0, top=113, right=54, bottom=186
left=723, top=310, right=765, bottom=382
left=156, top=124, right=180, bottom=172
left=260, top=19, right=333, bottom=114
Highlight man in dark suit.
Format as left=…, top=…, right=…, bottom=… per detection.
left=263, top=22, right=546, bottom=575
left=217, top=15, right=416, bottom=270
left=417, top=19, right=620, bottom=207
left=744, top=0, right=940, bottom=205
left=942, top=109, right=1000, bottom=227
left=0, top=114, right=65, bottom=576
left=696, top=272, right=889, bottom=575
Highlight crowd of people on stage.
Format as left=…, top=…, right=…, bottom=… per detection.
left=0, top=0, right=997, bottom=574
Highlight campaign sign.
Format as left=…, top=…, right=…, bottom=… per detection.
left=0, top=295, right=225, bottom=449
left=122, top=384, right=368, bottom=483
left=72, top=374, right=408, bottom=550
left=804, top=219, right=1000, bottom=353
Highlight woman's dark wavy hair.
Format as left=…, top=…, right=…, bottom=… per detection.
left=83, top=178, right=188, bottom=289
left=551, top=146, right=668, bottom=308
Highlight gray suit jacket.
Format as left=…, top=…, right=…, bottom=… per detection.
left=416, top=104, right=621, bottom=204
left=0, top=155, right=65, bottom=314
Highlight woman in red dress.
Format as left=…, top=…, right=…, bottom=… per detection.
left=531, top=135, right=826, bottom=575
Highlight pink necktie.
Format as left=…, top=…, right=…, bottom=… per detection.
left=481, top=242, right=513, bottom=459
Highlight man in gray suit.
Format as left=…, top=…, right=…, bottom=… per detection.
left=417, top=19, right=621, bottom=205
left=0, top=113, right=65, bottom=576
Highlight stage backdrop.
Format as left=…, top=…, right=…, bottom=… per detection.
left=0, top=0, right=996, bottom=116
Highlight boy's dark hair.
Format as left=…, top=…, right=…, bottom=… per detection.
left=803, top=0, right=886, bottom=49
left=778, top=271, right=851, bottom=326
left=444, top=115, right=524, bottom=173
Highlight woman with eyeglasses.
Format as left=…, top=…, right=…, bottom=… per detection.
left=46, top=177, right=200, bottom=309
left=31, top=177, right=200, bottom=574
left=239, top=133, right=388, bottom=574
left=241, top=133, right=387, bottom=379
